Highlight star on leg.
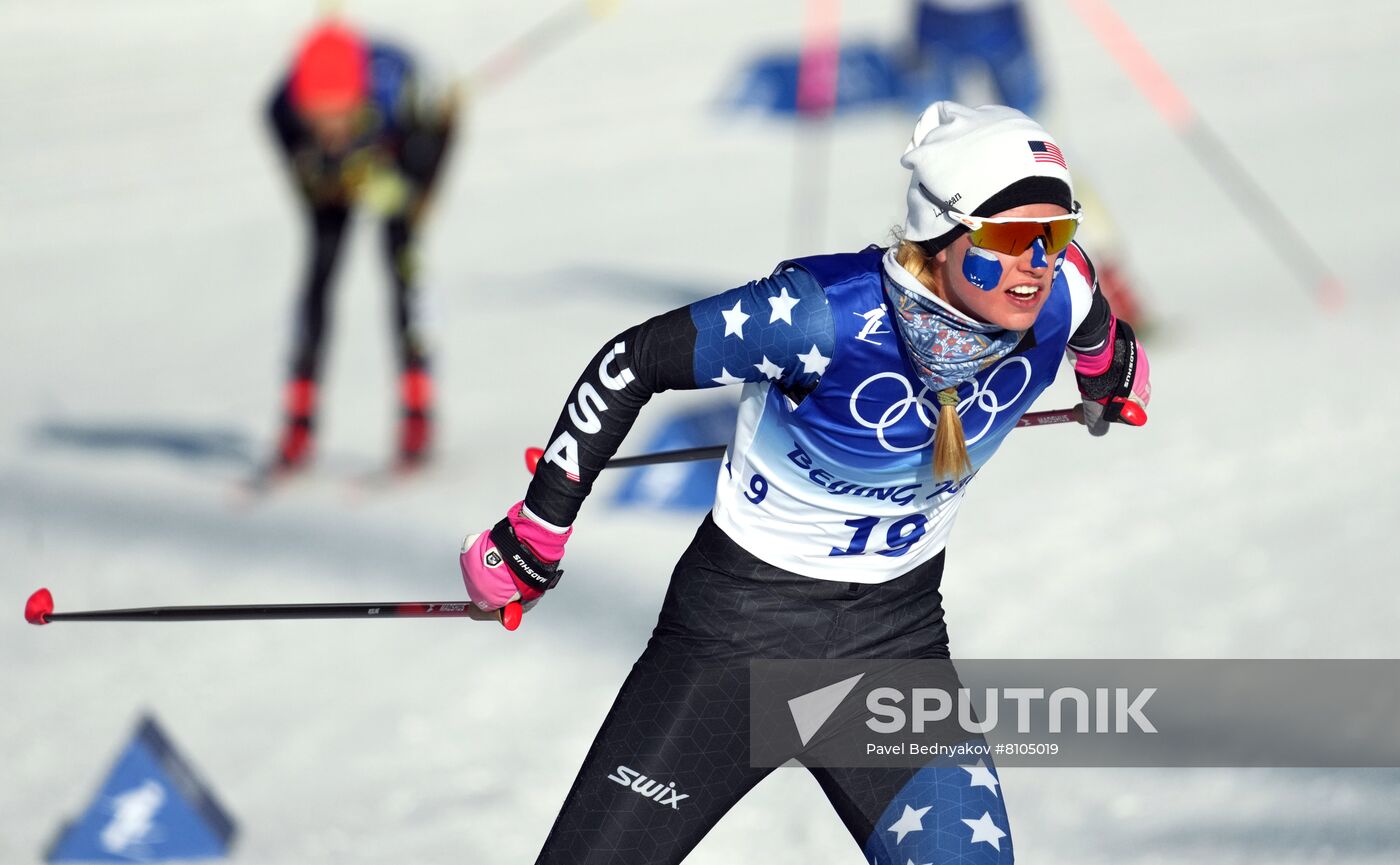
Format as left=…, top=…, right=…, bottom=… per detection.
left=886, top=804, right=932, bottom=844
left=795, top=344, right=830, bottom=375
left=767, top=286, right=800, bottom=324
left=721, top=300, right=749, bottom=338
left=711, top=367, right=747, bottom=386
left=754, top=356, right=785, bottom=380
left=960, top=760, right=1000, bottom=796
left=961, top=811, right=1007, bottom=850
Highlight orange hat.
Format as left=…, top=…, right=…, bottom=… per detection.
left=290, top=22, right=368, bottom=113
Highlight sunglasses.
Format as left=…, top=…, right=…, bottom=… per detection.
left=919, top=185, right=1084, bottom=255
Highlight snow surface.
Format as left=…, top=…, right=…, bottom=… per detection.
left=3, top=0, right=1399, bottom=862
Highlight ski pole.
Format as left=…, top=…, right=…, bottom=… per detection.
left=1064, top=0, right=1343, bottom=308
left=1015, top=405, right=1084, bottom=427
left=23, top=588, right=523, bottom=631
left=468, top=0, right=621, bottom=94
left=523, top=405, right=1089, bottom=474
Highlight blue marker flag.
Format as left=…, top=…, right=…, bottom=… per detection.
left=48, top=715, right=236, bottom=862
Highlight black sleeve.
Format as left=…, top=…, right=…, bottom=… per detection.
left=521, top=268, right=837, bottom=528
left=1067, top=279, right=1113, bottom=354
left=266, top=80, right=301, bottom=159
left=523, top=307, right=697, bottom=528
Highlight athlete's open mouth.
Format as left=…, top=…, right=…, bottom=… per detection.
left=1005, top=284, right=1040, bottom=300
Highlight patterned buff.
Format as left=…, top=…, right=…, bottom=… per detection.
left=884, top=276, right=1023, bottom=393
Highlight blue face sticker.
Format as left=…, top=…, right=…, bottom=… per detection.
left=1030, top=236, right=1048, bottom=269
left=963, top=246, right=1003, bottom=291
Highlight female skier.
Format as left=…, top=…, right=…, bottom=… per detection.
left=459, top=101, right=1150, bottom=864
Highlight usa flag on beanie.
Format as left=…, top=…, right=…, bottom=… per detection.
left=1027, top=140, right=1066, bottom=168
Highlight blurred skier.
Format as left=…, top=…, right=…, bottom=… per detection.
left=904, top=0, right=1149, bottom=326
left=904, top=0, right=1043, bottom=116
left=266, top=20, right=456, bottom=472
left=457, top=102, right=1150, bottom=863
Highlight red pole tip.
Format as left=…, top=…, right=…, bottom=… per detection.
left=499, top=601, right=523, bottom=631
left=524, top=447, right=544, bottom=475
left=1117, top=400, right=1148, bottom=427
left=25, top=588, right=54, bottom=625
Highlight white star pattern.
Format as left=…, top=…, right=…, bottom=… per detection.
left=711, top=367, right=746, bottom=386
left=961, top=811, right=1007, bottom=850
left=886, top=804, right=932, bottom=844
left=721, top=300, right=749, bottom=338
left=754, top=356, right=785, bottom=380
left=795, top=344, right=830, bottom=376
left=960, top=760, right=1000, bottom=796
left=767, top=286, right=800, bottom=324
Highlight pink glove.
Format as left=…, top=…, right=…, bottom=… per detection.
left=1071, top=318, right=1150, bottom=436
left=459, top=501, right=571, bottom=612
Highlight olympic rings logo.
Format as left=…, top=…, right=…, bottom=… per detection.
left=956, top=356, right=1031, bottom=445
left=848, top=357, right=1033, bottom=453
left=849, top=372, right=939, bottom=452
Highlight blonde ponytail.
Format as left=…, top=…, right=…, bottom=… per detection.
left=933, top=387, right=972, bottom=481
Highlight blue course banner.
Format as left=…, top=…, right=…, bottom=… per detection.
left=48, top=715, right=236, bottom=862
left=611, top=401, right=737, bottom=512
left=722, top=41, right=905, bottom=116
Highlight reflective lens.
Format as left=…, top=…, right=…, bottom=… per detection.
left=969, top=218, right=1079, bottom=256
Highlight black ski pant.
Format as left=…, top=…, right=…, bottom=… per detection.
left=536, top=514, right=1014, bottom=864
left=288, top=204, right=429, bottom=382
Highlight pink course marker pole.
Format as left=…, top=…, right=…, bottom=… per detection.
left=1065, top=0, right=1344, bottom=309
left=791, top=0, right=842, bottom=253
left=796, top=0, right=841, bottom=117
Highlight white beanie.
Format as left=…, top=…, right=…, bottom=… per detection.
left=901, top=101, right=1074, bottom=244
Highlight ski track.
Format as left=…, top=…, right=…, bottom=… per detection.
left=3, top=1, right=1398, bottom=863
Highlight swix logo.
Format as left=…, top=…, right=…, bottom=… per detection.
left=606, top=766, right=689, bottom=810
left=542, top=341, right=636, bottom=481
left=854, top=307, right=891, bottom=345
